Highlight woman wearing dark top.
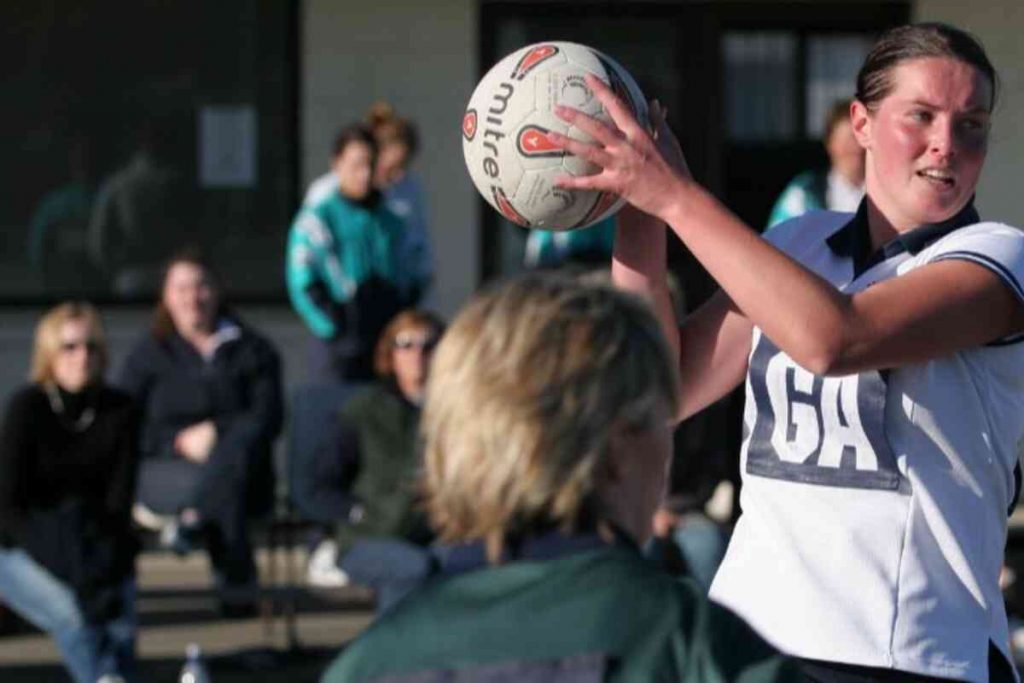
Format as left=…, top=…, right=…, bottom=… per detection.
left=300, top=309, right=442, bottom=611
left=119, top=250, right=283, bottom=613
left=0, top=302, right=139, bottom=683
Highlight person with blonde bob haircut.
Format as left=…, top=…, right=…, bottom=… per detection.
left=324, top=272, right=795, bottom=682
left=0, top=302, right=140, bottom=682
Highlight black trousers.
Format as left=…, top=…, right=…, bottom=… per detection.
left=136, top=454, right=266, bottom=588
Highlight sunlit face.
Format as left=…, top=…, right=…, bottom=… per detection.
left=602, top=400, right=674, bottom=545
left=852, top=57, right=992, bottom=232
left=826, top=118, right=865, bottom=186
left=375, top=141, right=410, bottom=188
left=162, top=262, right=218, bottom=335
left=333, top=140, right=375, bottom=201
left=52, top=318, right=101, bottom=393
left=391, top=325, right=439, bottom=404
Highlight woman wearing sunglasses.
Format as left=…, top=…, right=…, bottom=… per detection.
left=300, top=309, right=443, bottom=612
left=0, top=302, right=139, bottom=683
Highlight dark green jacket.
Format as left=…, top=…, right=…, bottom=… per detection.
left=322, top=541, right=797, bottom=682
left=335, top=383, right=428, bottom=555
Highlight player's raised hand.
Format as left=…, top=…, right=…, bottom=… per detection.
left=547, top=74, right=691, bottom=221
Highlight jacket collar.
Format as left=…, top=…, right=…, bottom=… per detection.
left=826, top=198, right=980, bottom=278
left=436, top=525, right=636, bottom=578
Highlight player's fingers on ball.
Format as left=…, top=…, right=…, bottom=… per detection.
left=553, top=172, right=607, bottom=192
left=554, top=105, right=621, bottom=147
left=545, top=131, right=613, bottom=168
left=583, top=74, right=647, bottom=141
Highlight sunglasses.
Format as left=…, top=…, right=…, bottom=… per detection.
left=392, top=332, right=438, bottom=352
left=59, top=339, right=100, bottom=354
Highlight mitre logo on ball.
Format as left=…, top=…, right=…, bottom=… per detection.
left=462, top=41, right=648, bottom=231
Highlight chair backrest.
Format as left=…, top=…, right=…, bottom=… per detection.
left=287, top=381, right=364, bottom=521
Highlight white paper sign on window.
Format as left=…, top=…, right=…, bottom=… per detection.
left=198, top=105, right=257, bottom=188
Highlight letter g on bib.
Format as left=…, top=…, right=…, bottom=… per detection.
left=746, top=332, right=900, bottom=490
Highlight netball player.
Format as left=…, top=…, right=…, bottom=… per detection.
left=551, top=22, right=1024, bottom=682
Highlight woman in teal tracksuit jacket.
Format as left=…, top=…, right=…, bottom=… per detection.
left=286, top=124, right=421, bottom=381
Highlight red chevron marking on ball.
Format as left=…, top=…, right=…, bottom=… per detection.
left=512, top=45, right=559, bottom=80
left=492, top=187, right=530, bottom=226
left=516, top=125, right=564, bottom=157
left=462, top=110, right=478, bottom=141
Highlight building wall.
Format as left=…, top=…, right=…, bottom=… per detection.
left=302, top=0, right=479, bottom=318
left=914, top=1, right=1024, bottom=226
left=299, top=0, right=1024, bottom=322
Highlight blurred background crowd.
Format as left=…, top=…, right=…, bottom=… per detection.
left=2, top=1, right=1023, bottom=681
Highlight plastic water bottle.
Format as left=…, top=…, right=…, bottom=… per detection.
left=179, top=643, right=211, bottom=683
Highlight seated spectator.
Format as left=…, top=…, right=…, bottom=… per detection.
left=766, top=98, right=865, bottom=228
left=119, top=249, right=283, bottom=616
left=323, top=272, right=796, bottom=681
left=287, top=124, right=423, bottom=383
left=0, top=302, right=139, bottom=683
left=301, top=310, right=443, bottom=612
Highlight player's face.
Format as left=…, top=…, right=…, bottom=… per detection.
left=390, top=325, right=438, bottom=404
left=603, top=399, right=674, bottom=545
left=334, top=141, right=375, bottom=201
left=162, top=262, right=219, bottom=335
left=852, top=57, right=991, bottom=232
left=52, top=318, right=101, bottom=393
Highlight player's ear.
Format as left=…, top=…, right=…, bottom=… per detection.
left=850, top=100, right=872, bottom=150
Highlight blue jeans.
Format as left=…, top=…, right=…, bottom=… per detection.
left=0, top=548, right=136, bottom=683
left=644, top=514, right=726, bottom=593
left=340, top=539, right=433, bottom=614
left=670, top=514, right=726, bottom=592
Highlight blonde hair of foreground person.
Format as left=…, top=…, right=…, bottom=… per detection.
left=30, top=301, right=108, bottom=385
left=421, top=273, right=679, bottom=562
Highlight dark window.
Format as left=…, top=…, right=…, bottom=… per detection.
left=1, top=1, right=298, bottom=302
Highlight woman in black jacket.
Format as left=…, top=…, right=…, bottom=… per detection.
left=120, top=249, right=283, bottom=614
left=0, top=302, right=139, bottom=683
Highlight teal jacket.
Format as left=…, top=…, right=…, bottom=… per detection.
left=766, top=170, right=827, bottom=230
left=322, top=540, right=797, bottom=682
left=524, top=216, right=617, bottom=268
left=285, top=190, right=410, bottom=339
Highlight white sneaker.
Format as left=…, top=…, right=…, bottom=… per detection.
left=307, top=539, right=350, bottom=588
left=96, top=675, right=126, bottom=683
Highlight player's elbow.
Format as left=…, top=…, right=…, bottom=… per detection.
left=788, top=330, right=848, bottom=377
left=798, top=348, right=841, bottom=377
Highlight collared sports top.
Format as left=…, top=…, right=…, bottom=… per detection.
left=710, top=204, right=1024, bottom=682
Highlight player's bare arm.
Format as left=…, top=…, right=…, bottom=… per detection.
left=554, top=74, right=1024, bottom=377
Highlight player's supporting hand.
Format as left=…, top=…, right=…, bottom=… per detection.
left=547, top=74, right=690, bottom=221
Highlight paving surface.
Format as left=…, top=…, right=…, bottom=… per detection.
left=0, top=547, right=376, bottom=682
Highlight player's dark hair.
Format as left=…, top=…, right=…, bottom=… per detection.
left=856, top=23, right=997, bottom=112
left=332, top=124, right=378, bottom=159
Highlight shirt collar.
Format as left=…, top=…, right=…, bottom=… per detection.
left=826, top=198, right=980, bottom=278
